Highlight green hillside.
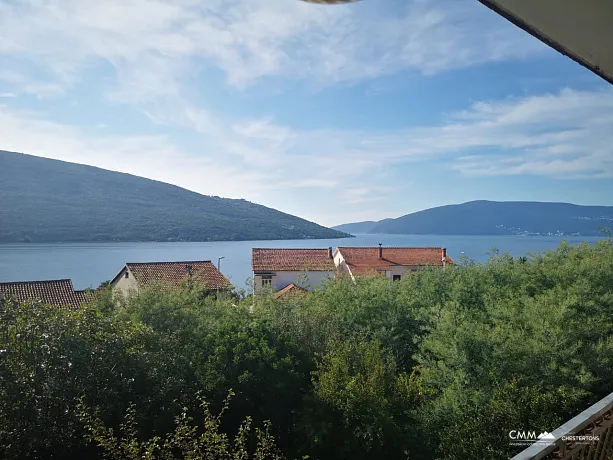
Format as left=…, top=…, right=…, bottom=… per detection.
left=0, top=151, right=350, bottom=243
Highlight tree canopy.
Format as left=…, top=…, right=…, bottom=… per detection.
left=2, top=238, right=613, bottom=459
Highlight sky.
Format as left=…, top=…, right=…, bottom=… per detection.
left=1, top=0, right=612, bottom=228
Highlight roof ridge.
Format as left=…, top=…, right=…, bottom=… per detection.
left=252, top=248, right=331, bottom=251
left=338, top=246, right=445, bottom=249
left=0, top=279, right=73, bottom=284
left=126, top=260, right=213, bottom=265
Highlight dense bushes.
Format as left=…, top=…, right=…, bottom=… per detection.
left=1, top=239, right=613, bottom=459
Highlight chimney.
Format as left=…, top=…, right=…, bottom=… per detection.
left=328, top=247, right=333, bottom=259
left=378, top=243, right=383, bottom=259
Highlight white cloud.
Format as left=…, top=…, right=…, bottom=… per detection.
left=1, top=0, right=608, bottom=228
left=4, top=87, right=613, bottom=218
left=2, top=75, right=612, bottom=225
left=0, top=108, right=269, bottom=201
left=226, top=88, right=613, bottom=186
left=405, top=88, right=613, bottom=178
left=0, top=0, right=543, bottom=99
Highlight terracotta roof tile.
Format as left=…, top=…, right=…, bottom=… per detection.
left=338, top=247, right=453, bottom=273
left=252, top=248, right=335, bottom=272
left=124, top=261, right=232, bottom=290
left=273, top=283, right=309, bottom=301
left=74, top=290, right=94, bottom=305
left=0, top=279, right=86, bottom=308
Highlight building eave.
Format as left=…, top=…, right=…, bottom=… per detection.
left=109, top=265, right=128, bottom=286
left=477, top=0, right=613, bottom=86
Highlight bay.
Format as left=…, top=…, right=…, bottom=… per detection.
left=0, top=234, right=607, bottom=290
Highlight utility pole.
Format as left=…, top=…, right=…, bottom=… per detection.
left=186, top=264, right=193, bottom=291
left=217, top=257, right=225, bottom=299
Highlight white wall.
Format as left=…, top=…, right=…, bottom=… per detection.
left=376, top=265, right=421, bottom=280
left=253, top=270, right=334, bottom=294
left=333, top=250, right=353, bottom=279
left=111, top=267, right=139, bottom=298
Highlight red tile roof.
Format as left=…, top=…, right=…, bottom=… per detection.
left=338, top=247, right=453, bottom=275
left=121, top=261, right=232, bottom=290
left=0, top=279, right=87, bottom=308
left=252, top=248, right=335, bottom=272
left=273, top=283, right=309, bottom=301
left=74, top=290, right=94, bottom=305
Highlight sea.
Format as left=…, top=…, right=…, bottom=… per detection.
left=0, top=234, right=607, bottom=290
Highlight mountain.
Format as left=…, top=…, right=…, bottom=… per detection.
left=0, top=151, right=350, bottom=243
left=332, top=219, right=393, bottom=234
left=333, top=201, right=613, bottom=236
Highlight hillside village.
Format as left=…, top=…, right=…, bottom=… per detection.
left=0, top=245, right=452, bottom=307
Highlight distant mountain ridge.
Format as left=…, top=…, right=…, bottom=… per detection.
left=0, top=151, right=350, bottom=243
left=333, top=201, right=613, bottom=236
left=332, top=220, right=389, bottom=234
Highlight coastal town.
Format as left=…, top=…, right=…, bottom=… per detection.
left=0, top=245, right=452, bottom=307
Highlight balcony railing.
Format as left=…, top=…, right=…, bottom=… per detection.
left=512, top=391, right=613, bottom=460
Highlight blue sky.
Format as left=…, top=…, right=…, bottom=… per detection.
left=1, top=0, right=612, bottom=227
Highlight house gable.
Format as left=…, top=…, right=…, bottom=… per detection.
left=111, top=261, right=232, bottom=296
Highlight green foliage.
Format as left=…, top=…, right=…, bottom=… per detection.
left=77, top=392, right=289, bottom=460
left=0, top=150, right=351, bottom=243
left=436, top=380, right=574, bottom=460
left=310, top=338, right=416, bottom=459
left=2, top=239, right=613, bottom=459
left=0, top=297, right=195, bottom=459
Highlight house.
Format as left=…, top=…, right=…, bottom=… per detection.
left=334, top=245, right=453, bottom=282
left=110, top=261, right=232, bottom=297
left=273, top=283, right=309, bottom=302
left=0, top=279, right=90, bottom=309
left=251, top=248, right=336, bottom=294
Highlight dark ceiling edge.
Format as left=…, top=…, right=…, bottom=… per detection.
left=477, top=0, right=613, bottom=86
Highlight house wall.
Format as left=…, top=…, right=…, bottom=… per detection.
left=384, top=265, right=444, bottom=280
left=389, top=265, right=416, bottom=280
left=333, top=250, right=353, bottom=278
left=111, top=267, right=139, bottom=298
left=253, top=270, right=334, bottom=294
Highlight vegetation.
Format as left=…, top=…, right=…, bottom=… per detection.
left=2, top=239, right=613, bottom=459
left=333, top=200, right=613, bottom=236
left=0, top=151, right=350, bottom=243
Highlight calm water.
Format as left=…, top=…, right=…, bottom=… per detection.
left=0, top=234, right=606, bottom=290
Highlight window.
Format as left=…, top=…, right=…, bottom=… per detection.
left=125, top=272, right=129, bottom=279
left=393, top=274, right=401, bottom=281
left=261, top=275, right=272, bottom=287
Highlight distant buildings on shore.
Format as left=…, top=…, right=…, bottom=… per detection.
left=252, top=245, right=451, bottom=294
left=0, top=245, right=452, bottom=307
